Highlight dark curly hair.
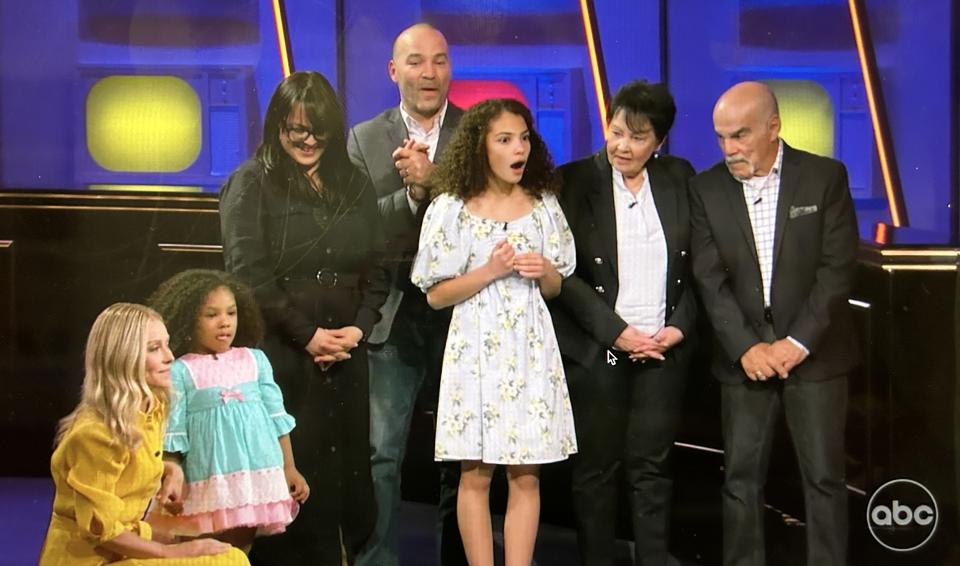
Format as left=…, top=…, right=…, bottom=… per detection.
left=432, top=98, right=558, bottom=201
left=147, top=269, right=264, bottom=357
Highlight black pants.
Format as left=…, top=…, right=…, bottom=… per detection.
left=720, top=376, right=848, bottom=566
left=567, top=348, right=688, bottom=566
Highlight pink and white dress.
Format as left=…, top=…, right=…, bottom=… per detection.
left=150, top=347, right=297, bottom=536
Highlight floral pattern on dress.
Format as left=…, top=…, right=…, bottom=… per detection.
left=411, top=192, right=578, bottom=464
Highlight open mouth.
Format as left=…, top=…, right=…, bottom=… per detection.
left=510, top=160, right=526, bottom=174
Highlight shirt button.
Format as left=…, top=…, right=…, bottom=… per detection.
left=593, top=257, right=603, bottom=265
left=675, top=279, right=682, bottom=286
left=680, top=250, right=688, bottom=257
left=330, top=446, right=337, bottom=453
left=595, top=286, right=605, bottom=294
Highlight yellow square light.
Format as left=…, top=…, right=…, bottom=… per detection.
left=763, top=79, right=835, bottom=158
left=86, top=76, right=201, bottom=172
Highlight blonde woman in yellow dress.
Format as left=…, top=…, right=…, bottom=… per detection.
left=37, top=303, right=248, bottom=565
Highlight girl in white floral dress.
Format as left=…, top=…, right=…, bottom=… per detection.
left=410, top=99, right=577, bottom=566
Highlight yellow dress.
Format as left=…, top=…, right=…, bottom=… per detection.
left=37, top=404, right=249, bottom=566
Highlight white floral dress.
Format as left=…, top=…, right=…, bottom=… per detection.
left=411, top=192, right=578, bottom=464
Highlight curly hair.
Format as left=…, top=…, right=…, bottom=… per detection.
left=55, top=303, right=166, bottom=449
left=147, top=269, right=264, bottom=357
left=432, top=98, right=558, bottom=201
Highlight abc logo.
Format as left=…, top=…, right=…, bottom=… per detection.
left=866, top=478, right=938, bottom=552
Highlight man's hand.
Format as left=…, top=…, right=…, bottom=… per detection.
left=393, top=139, right=434, bottom=194
left=768, top=338, right=808, bottom=378
left=740, top=342, right=782, bottom=381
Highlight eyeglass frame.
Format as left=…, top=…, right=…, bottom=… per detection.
left=281, top=123, right=329, bottom=145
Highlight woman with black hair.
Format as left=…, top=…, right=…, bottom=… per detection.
left=219, top=71, right=388, bottom=565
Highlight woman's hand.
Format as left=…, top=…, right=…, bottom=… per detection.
left=156, top=460, right=184, bottom=515
left=285, top=465, right=310, bottom=503
left=485, top=240, right=516, bottom=280
left=304, top=328, right=353, bottom=363
left=164, top=539, right=233, bottom=558
left=513, top=251, right=562, bottom=298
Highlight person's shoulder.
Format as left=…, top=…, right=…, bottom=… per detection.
left=784, top=144, right=844, bottom=173
left=351, top=107, right=401, bottom=137
left=221, top=159, right=267, bottom=195
left=62, top=410, right=115, bottom=448
left=444, top=103, right=466, bottom=125
left=652, top=153, right=696, bottom=179
left=691, top=160, right=731, bottom=186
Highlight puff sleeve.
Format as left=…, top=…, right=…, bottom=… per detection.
left=62, top=422, right=132, bottom=544
left=163, top=361, right=190, bottom=454
left=410, top=193, right=471, bottom=292
left=252, top=348, right=296, bottom=437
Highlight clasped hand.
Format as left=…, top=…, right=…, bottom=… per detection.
left=485, top=240, right=557, bottom=281
left=614, top=325, right=684, bottom=361
left=393, top=139, right=433, bottom=200
left=305, top=326, right=363, bottom=370
left=739, top=339, right=808, bottom=380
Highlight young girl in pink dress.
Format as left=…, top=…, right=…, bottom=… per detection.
left=147, top=269, right=308, bottom=551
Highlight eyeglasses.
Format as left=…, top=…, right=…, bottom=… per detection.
left=282, top=124, right=328, bottom=145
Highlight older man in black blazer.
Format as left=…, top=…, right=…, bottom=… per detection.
left=689, top=81, right=859, bottom=566
left=552, top=81, right=697, bottom=566
left=347, top=22, right=465, bottom=566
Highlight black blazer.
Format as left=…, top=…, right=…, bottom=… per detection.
left=550, top=150, right=698, bottom=370
left=346, top=104, right=464, bottom=344
left=689, top=143, right=860, bottom=383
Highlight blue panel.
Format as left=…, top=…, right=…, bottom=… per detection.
left=537, top=110, right=567, bottom=165
left=210, top=107, right=242, bottom=177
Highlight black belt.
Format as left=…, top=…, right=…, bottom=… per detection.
left=282, top=269, right=362, bottom=288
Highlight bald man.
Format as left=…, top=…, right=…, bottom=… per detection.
left=689, top=82, right=859, bottom=566
left=348, top=23, right=466, bottom=566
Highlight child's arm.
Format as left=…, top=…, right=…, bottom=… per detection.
left=279, top=435, right=309, bottom=503
left=427, top=240, right=515, bottom=309
left=514, top=252, right=562, bottom=299
left=155, top=454, right=184, bottom=515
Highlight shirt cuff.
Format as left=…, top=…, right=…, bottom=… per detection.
left=786, top=336, right=809, bottom=355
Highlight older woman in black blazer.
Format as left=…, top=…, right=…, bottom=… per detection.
left=550, top=81, right=696, bottom=566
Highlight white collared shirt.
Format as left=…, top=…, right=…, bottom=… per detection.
left=740, top=140, right=808, bottom=354
left=742, top=140, right=783, bottom=308
left=612, top=168, right=668, bottom=335
left=399, top=100, right=448, bottom=161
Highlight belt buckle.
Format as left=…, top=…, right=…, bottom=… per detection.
left=316, top=269, right=338, bottom=287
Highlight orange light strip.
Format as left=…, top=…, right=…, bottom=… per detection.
left=849, top=0, right=903, bottom=227
left=579, top=0, right=608, bottom=132
left=272, top=0, right=292, bottom=78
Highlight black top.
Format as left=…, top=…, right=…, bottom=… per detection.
left=219, top=159, right=389, bottom=347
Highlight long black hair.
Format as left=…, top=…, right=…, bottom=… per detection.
left=255, top=71, right=353, bottom=201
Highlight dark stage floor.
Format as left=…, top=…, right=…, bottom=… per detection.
left=6, top=447, right=958, bottom=566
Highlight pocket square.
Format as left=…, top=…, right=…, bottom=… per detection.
left=789, top=205, right=818, bottom=219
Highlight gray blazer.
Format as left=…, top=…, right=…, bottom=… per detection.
left=347, top=104, right=464, bottom=344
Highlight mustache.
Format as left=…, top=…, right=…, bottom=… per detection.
left=725, top=156, right=750, bottom=165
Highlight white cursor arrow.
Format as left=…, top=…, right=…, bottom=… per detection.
left=606, top=349, right=618, bottom=366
